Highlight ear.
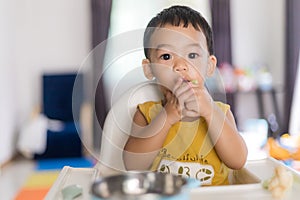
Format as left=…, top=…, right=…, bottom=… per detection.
left=142, top=59, right=154, bottom=80
left=207, top=55, right=217, bottom=77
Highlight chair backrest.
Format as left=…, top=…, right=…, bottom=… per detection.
left=96, top=81, right=163, bottom=176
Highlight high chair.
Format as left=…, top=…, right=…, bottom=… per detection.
left=95, top=81, right=163, bottom=176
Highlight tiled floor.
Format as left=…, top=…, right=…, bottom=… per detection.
left=0, top=156, right=36, bottom=200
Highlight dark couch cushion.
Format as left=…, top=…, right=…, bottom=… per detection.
left=42, top=73, right=83, bottom=122
left=34, top=122, right=82, bottom=159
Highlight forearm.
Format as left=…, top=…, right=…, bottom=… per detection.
left=124, top=111, right=172, bottom=153
left=123, top=111, right=172, bottom=170
left=123, top=150, right=159, bottom=170
left=205, top=104, right=248, bottom=169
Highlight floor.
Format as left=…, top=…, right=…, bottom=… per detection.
left=0, top=155, right=96, bottom=200
left=0, top=156, right=36, bottom=200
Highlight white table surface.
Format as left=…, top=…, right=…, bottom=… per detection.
left=45, top=157, right=300, bottom=200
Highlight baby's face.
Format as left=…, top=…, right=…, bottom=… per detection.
left=144, top=23, right=216, bottom=92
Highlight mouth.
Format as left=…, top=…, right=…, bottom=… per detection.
left=182, top=77, right=198, bottom=85
left=181, top=75, right=191, bottom=82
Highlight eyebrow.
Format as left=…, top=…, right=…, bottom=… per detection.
left=155, top=43, right=204, bottom=51
left=187, top=43, right=203, bottom=49
left=155, top=44, right=174, bottom=50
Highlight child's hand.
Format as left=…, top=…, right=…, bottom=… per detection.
left=164, top=90, right=181, bottom=125
left=173, top=77, right=213, bottom=120
left=184, top=83, right=213, bottom=119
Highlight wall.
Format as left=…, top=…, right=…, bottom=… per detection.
left=230, top=0, right=285, bottom=128
left=0, top=0, right=18, bottom=165
left=15, top=0, right=92, bottom=124
left=0, top=0, right=91, bottom=165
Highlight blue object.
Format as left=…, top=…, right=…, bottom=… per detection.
left=160, top=178, right=200, bottom=200
left=43, top=73, right=83, bottom=122
left=34, top=73, right=83, bottom=159
left=36, top=157, right=94, bottom=171
left=34, top=122, right=82, bottom=159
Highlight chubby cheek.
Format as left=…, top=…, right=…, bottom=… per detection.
left=151, top=65, right=180, bottom=91
left=190, top=66, right=207, bottom=85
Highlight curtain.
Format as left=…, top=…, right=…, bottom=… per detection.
left=91, top=0, right=112, bottom=149
left=210, top=0, right=232, bottom=65
left=210, top=0, right=235, bottom=117
left=284, top=0, right=300, bottom=133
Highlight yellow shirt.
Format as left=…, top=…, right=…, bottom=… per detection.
left=138, top=101, right=230, bottom=186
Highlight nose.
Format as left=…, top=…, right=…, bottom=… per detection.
left=173, top=57, right=188, bottom=72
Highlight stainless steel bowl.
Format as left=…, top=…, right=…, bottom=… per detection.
left=91, top=171, right=187, bottom=199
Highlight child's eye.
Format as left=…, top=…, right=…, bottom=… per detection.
left=188, top=53, right=199, bottom=59
left=160, top=54, right=171, bottom=60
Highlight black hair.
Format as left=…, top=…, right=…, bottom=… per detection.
left=143, top=5, right=214, bottom=58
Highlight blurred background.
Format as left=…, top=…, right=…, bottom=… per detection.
left=0, top=0, right=300, bottom=198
